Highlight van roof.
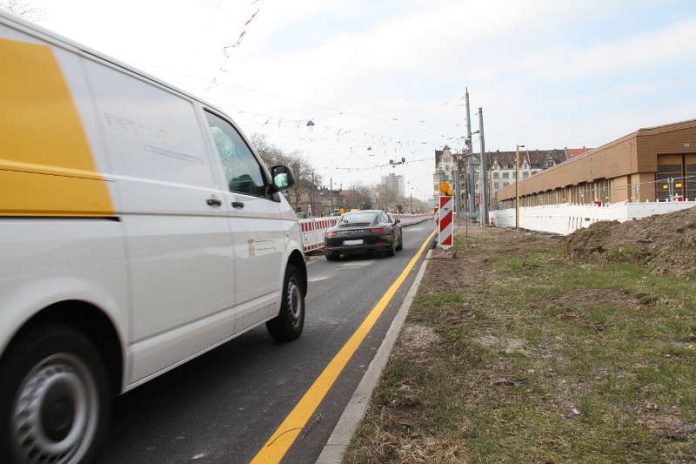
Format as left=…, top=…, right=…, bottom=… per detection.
left=0, top=11, right=231, bottom=120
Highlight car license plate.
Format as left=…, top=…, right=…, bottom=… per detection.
left=343, top=239, right=363, bottom=246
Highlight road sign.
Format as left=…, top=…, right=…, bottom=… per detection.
left=438, top=196, right=453, bottom=250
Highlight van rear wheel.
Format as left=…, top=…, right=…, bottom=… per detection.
left=0, top=325, right=111, bottom=464
left=267, top=265, right=305, bottom=342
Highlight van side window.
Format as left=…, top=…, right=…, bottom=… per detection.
left=205, top=111, right=266, bottom=197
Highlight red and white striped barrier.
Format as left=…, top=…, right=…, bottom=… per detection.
left=438, top=196, right=454, bottom=249
left=299, top=217, right=339, bottom=253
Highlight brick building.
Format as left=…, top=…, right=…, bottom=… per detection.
left=497, top=119, right=696, bottom=208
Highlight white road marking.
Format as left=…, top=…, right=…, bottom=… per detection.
left=308, top=276, right=330, bottom=283
left=338, top=260, right=375, bottom=269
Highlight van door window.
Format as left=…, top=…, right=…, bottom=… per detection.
left=205, top=111, right=266, bottom=197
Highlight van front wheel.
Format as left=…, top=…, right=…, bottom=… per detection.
left=266, top=265, right=305, bottom=342
left=0, top=325, right=111, bottom=464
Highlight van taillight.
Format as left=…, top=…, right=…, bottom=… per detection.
left=369, top=228, right=387, bottom=234
left=326, top=231, right=337, bottom=238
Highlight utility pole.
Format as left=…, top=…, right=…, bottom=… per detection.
left=465, top=88, right=475, bottom=219
left=310, top=171, right=316, bottom=217
left=478, top=107, right=488, bottom=225
left=453, top=166, right=461, bottom=226
left=515, top=144, right=525, bottom=229
left=329, top=177, right=334, bottom=213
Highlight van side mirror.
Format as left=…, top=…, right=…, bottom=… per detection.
left=394, top=218, right=400, bottom=224
left=270, top=165, right=295, bottom=191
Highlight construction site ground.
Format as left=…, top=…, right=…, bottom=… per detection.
left=345, top=207, right=696, bottom=464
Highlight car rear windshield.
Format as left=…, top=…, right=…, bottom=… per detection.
left=340, top=212, right=378, bottom=225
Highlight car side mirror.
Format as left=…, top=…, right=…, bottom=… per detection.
left=270, top=164, right=295, bottom=191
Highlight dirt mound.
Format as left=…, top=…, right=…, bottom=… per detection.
left=566, top=206, right=696, bottom=276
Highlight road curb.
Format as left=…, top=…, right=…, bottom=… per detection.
left=315, top=248, right=433, bottom=464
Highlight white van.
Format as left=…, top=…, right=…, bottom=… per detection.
left=0, top=12, right=307, bottom=464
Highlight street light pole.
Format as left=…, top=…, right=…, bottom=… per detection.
left=515, top=144, right=525, bottom=229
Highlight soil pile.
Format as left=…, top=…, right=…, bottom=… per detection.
left=566, top=206, right=696, bottom=276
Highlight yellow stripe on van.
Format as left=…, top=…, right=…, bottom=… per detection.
left=0, top=39, right=113, bottom=216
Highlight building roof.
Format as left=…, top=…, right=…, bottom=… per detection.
left=453, top=149, right=570, bottom=171
left=564, top=118, right=696, bottom=166
left=565, top=147, right=593, bottom=158
left=636, top=118, right=696, bottom=136
left=434, top=148, right=452, bottom=166
left=436, top=147, right=592, bottom=173
left=491, top=149, right=568, bottom=170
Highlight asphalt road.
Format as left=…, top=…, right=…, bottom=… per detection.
left=98, top=219, right=435, bottom=464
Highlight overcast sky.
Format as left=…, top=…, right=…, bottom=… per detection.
left=13, top=0, right=696, bottom=199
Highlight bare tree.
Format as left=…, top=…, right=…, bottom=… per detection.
left=251, top=134, right=323, bottom=214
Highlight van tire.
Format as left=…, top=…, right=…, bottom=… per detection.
left=266, top=265, right=305, bottom=342
left=325, top=251, right=339, bottom=261
left=0, top=324, right=111, bottom=464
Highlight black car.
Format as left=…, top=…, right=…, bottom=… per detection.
left=324, top=210, right=403, bottom=261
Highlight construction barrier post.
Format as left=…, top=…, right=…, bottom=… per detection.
left=438, top=195, right=454, bottom=250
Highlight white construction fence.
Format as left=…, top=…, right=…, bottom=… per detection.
left=489, top=201, right=696, bottom=236
left=299, top=213, right=432, bottom=253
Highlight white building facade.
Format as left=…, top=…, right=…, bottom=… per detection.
left=382, top=173, right=405, bottom=197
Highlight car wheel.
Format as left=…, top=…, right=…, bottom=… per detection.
left=0, top=325, right=112, bottom=464
left=387, top=236, right=397, bottom=256
left=325, top=251, right=339, bottom=261
left=396, top=233, right=403, bottom=251
left=267, top=264, right=305, bottom=342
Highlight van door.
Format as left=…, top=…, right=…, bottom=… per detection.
left=203, top=111, right=286, bottom=331
left=83, top=60, right=237, bottom=382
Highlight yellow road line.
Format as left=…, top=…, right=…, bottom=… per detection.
left=251, top=230, right=436, bottom=464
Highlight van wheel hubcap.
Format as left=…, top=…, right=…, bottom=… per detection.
left=13, top=354, right=98, bottom=464
left=287, top=278, right=303, bottom=325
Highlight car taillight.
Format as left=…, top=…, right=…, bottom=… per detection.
left=325, top=231, right=337, bottom=238
left=370, top=228, right=387, bottom=234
